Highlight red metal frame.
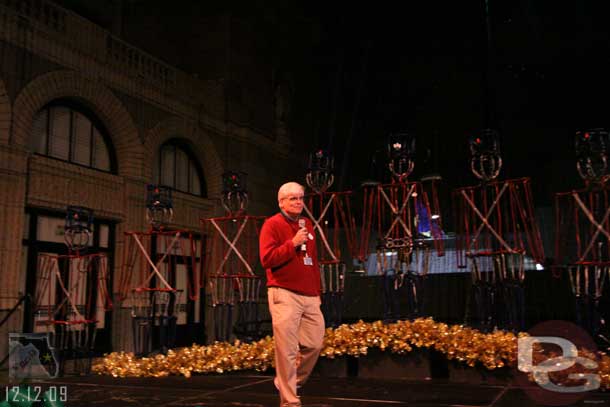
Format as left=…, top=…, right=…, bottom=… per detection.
left=303, top=191, right=356, bottom=265
left=200, top=215, right=266, bottom=276
left=356, top=180, right=444, bottom=263
left=200, top=215, right=266, bottom=307
left=555, top=184, right=610, bottom=267
left=117, top=229, right=200, bottom=302
left=35, top=252, right=111, bottom=325
left=453, top=177, right=545, bottom=268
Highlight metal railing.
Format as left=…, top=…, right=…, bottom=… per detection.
left=0, top=0, right=208, bottom=108
left=0, top=293, right=31, bottom=367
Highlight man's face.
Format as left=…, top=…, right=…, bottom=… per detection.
left=279, top=187, right=304, bottom=218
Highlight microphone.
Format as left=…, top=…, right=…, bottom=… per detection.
left=298, top=218, right=307, bottom=251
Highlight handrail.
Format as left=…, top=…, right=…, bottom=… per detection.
left=0, top=294, right=31, bottom=368
left=0, top=293, right=30, bottom=329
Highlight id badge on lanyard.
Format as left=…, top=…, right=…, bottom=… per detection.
left=303, top=254, right=313, bottom=266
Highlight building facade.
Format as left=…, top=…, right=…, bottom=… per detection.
left=0, top=0, right=302, bottom=357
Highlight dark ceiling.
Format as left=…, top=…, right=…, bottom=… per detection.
left=55, top=0, right=610, bottom=204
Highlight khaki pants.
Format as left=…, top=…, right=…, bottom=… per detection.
left=268, top=287, right=325, bottom=407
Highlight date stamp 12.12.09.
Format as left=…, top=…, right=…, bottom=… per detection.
left=4, top=385, right=68, bottom=405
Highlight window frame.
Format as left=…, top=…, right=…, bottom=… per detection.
left=30, top=99, right=117, bottom=174
left=156, top=139, right=207, bottom=198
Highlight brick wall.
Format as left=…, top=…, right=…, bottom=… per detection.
left=0, top=144, right=27, bottom=362
left=0, top=76, right=10, bottom=143
left=0, top=144, right=27, bottom=306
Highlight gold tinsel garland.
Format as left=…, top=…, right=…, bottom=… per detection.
left=92, top=317, right=609, bottom=389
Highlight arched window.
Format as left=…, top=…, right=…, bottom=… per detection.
left=154, top=139, right=206, bottom=197
left=30, top=99, right=115, bottom=173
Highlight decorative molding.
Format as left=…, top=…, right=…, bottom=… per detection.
left=26, top=155, right=126, bottom=220
left=12, top=69, right=142, bottom=178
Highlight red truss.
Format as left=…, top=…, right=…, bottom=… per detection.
left=200, top=215, right=266, bottom=307
left=303, top=191, right=356, bottom=265
left=453, top=177, right=545, bottom=268
left=555, top=184, right=610, bottom=267
left=35, top=252, right=112, bottom=325
left=117, top=229, right=201, bottom=302
left=357, top=180, right=444, bottom=263
left=200, top=215, right=266, bottom=278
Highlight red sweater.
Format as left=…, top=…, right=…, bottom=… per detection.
left=259, top=212, right=321, bottom=296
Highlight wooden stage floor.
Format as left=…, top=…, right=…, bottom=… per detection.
left=5, top=372, right=608, bottom=406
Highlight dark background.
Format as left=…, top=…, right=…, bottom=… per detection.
left=55, top=0, right=610, bottom=206
left=26, top=0, right=609, bottom=345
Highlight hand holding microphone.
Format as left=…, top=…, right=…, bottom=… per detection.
left=294, top=219, right=308, bottom=250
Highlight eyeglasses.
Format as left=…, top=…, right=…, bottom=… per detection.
left=282, top=195, right=304, bottom=202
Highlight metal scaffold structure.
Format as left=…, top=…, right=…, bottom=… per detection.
left=554, top=128, right=610, bottom=346
left=201, top=172, right=266, bottom=342
left=116, top=185, right=201, bottom=356
left=453, top=130, right=545, bottom=331
left=34, top=206, right=112, bottom=374
left=356, top=134, right=444, bottom=322
left=304, top=150, right=355, bottom=327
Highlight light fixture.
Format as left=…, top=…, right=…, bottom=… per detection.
left=145, top=184, right=173, bottom=229
left=469, top=128, right=502, bottom=181
left=387, top=133, right=416, bottom=181
left=306, top=149, right=334, bottom=193
left=575, top=128, right=608, bottom=182
left=221, top=171, right=249, bottom=215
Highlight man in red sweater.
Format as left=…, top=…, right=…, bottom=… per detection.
left=259, top=182, right=325, bottom=407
